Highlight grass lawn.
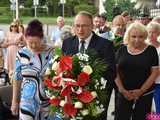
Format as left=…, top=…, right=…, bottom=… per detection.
left=0, top=16, right=74, bottom=25
left=21, top=16, right=74, bottom=25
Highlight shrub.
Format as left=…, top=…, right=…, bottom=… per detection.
left=0, top=7, right=11, bottom=16
left=19, top=8, right=33, bottom=16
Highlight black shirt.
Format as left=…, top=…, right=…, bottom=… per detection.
left=116, top=45, right=158, bottom=90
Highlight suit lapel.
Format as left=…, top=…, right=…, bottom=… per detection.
left=72, top=36, right=79, bottom=54
left=87, top=33, right=97, bottom=50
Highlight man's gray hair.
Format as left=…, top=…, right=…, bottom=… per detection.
left=76, top=11, right=93, bottom=21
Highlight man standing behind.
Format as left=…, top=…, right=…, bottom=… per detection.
left=62, top=11, right=116, bottom=120
left=93, top=14, right=102, bottom=34
left=51, top=16, right=65, bottom=45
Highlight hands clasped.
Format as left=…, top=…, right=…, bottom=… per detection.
left=121, top=89, right=144, bottom=101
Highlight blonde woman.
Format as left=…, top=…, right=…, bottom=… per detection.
left=147, top=22, right=160, bottom=113
left=2, top=22, right=23, bottom=79
left=115, top=22, right=159, bottom=120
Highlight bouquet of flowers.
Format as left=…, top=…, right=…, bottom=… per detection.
left=44, top=48, right=107, bottom=120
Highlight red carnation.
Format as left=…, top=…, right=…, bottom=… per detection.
left=59, top=56, right=72, bottom=71
left=63, top=103, right=77, bottom=116
left=65, top=81, right=78, bottom=86
left=44, top=79, right=53, bottom=89
left=77, top=90, right=94, bottom=103
left=60, top=86, right=72, bottom=97
left=77, top=72, right=90, bottom=86
left=63, top=73, right=73, bottom=78
left=49, top=97, right=61, bottom=106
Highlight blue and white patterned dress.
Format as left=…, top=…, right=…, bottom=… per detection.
left=14, top=46, right=56, bottom=120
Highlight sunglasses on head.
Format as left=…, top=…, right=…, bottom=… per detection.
left=11, top=25, right=17, bottom=27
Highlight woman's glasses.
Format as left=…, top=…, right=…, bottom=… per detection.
left=11, top=25, right=17, bottom=28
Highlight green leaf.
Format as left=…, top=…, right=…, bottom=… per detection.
left=71, top=55, right=81, bottom=78
left=54, top=47, right=62, bottom=56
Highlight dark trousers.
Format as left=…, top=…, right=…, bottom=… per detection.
left=114, top=92, right=153, bottom=120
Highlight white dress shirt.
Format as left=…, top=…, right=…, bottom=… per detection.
left=78, top=33, right=93, bottom=52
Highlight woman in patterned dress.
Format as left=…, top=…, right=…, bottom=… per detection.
left=11, top=19, right=55, bottom=120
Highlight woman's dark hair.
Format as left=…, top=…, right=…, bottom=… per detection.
left=25, top=19, right=43, bottom=38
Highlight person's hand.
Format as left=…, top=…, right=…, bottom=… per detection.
left=11, top=103, right=19, bottom=116
left=120, top=88, right=134, bottom=101
left=130, top=89, right=143, bottom=100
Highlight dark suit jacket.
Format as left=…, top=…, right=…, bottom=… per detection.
left=62, top=32, right=116, bottom=87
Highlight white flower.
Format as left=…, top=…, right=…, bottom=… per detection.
left=96, top=106, right=103, bottom=114
left=100, top=78, right=107, bottom=89
left=60, top=100, right=66, bottom=107
left=100, top=104, right=104, bottom=109
left=50, top=95, right=56, bottom=99
left=75, top=87, right=82, bottom=94
left=45, top=68, right=51, bottom=75
left=63, top=78, right=75, bottom=82
left=52, top=61, right=59, bottom=71
left=45, top=90, right=51, bottom=98
left=77, top=53, right=89, bottom=61
left=74, top=102, right=83, bottom=108
left=82, top=65, right=93, bottom=75
left=83, top=54, right=89, bottom=61
left=81, top=109, right=89, bottom=116
left=91, top=91, right=97, bottom=98
left=51, top=55, right=59, bottom=63
left=96, top=100, right=100, bottom=104
left=75, top=117, right=83, bottom=120
left=95, top=106, right=105, bottom=114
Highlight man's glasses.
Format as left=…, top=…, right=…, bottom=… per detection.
left=74, top=24, right=91, bottom=29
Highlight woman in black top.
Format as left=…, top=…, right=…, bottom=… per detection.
left=115, top=22, right=159, bottom=120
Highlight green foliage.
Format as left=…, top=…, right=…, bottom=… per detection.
left=104, top=0, right=115, bottom=21
left=0, top=7, right=12, bottom=23
left=0, top=7, right=11, bottom=16
left=104, top=0, right=136, bottom=21
left=0, top=0, right=96, bottom=19
left=49, top=105, right=60, bottom=113
left=54, top=47, right=62, bottom=56
left=24, top=0, right=33, bottom=7
left=71, top=55, right=81, bottom=78
left=87, top=49, right=107, bottom=81
left=19, top=8, right=33, bottom=16
left=0, top=1, right=9, bottom=6
left=114, top=35, right=123, bottom=47
left=74, top=4, right=97, bottom=15
left=0, top=15, right=12, bottom=24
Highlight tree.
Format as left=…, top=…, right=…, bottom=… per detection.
left=104, top=0, right=115, bottom=21
left=65, top=0, right=96, bottom=16
left=0, top=1, right=10, bottom=6
left=104, top=0, right=135, bottom=21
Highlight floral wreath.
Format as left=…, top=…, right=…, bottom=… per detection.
left=44, top=48, right=107, bottom=120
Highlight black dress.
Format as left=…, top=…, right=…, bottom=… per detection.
left=115, top=45, right=159, bottom=120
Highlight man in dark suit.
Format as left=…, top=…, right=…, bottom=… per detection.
left=62, top=11, right=116, bottom=120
